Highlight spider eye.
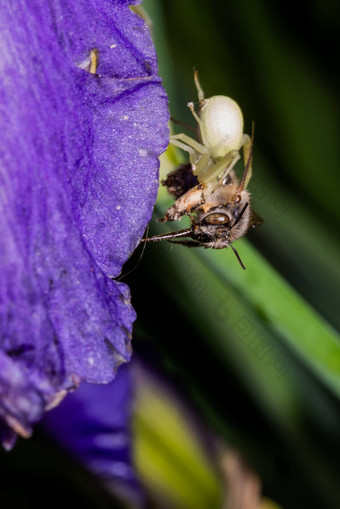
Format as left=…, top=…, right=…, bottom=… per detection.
left=204, top=213, right=230, bottom=225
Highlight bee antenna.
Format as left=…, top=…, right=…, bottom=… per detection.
left=230, top=203, right=249, bottom=230
left=116, top=227, right=149, bottom=281
left=229, top=243, right=246, bottom=270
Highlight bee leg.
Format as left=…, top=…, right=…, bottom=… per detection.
left=142, top=228, right=192, bottom=242
left=158, top=184, right=206, bottom=222
left=168, top=239, right=201, bottom=247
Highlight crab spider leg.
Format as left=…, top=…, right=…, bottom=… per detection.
left=197, top=150, right=241, bottom=184
left=193, top=70, right=205, bottom=103
left=187, top=102, right=202, bottom=126
left=239, top=134, right=252, bottom=189
left=170, top=133, right=210, bottom=156
left=191, top=153, right=212, bottom=175
left=169, top=138, right=198, bottom=163
left=170, top=139, right=206, bottom=168
left=170, top=116, right=196, bottom=133
left=239, top=124, right=254, bottom=189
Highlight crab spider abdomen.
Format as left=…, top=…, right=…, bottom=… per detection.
left=199, top=95, right=244, bottom=159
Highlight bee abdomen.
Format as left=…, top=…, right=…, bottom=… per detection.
left=162, top=163, right=198, bottom=198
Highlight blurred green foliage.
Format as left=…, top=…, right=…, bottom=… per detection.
left=128, top=1, right=340, bottom=508
left=133, top=363, right=223, bottom=508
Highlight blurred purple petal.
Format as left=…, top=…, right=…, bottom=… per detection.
left=43, top=364, right=144, bottom=506
left=0, top=0, right=169, bottom=445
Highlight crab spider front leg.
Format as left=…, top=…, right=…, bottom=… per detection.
left=193, top=70, right=205, bottom=103
left=240, top=133, right=252, bottom=189
left=187, top=101, right=202, bottom=126
left=169, top=138, right=197, bottom=165
left=170, top=133, right=209, bottom=155
left=191, top=153, right=213, bottom=176
left=199, top=132, right=252, bottom=187
left=170, top=133, right=210, bottom=166
left=197, top=150, right=241, bottom=184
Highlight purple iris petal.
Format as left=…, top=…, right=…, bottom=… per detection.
left=43, top=363, right=143, bottom=506
left=0, top=0, right=169, bottom=447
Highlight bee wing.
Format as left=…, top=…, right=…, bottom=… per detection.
left=249, top=209, right=264, bottom=228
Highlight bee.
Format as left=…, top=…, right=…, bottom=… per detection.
left=142, top=72, right=262, bottom=269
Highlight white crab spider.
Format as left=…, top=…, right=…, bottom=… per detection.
left=170, top=71, right=252, bottom=187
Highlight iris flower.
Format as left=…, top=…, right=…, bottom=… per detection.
left=0, top=0, right=169, bottom=449
left=43, top=363, right=144, bottom=506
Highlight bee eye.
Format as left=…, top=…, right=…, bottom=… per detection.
left=204, top=213, right=230, bottom=225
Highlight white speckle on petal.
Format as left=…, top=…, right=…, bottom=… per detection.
left=138, top=148, right=148, bottom=157
left=123, top=115, right=129, bottom=121
left=116, top=205, right=121, bottom=210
